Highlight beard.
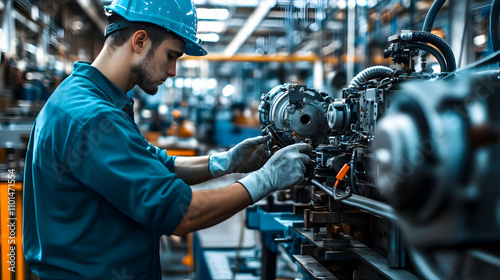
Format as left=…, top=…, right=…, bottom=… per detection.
left=130, top=55, right=159, bottom=95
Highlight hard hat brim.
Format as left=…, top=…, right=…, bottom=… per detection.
left=184, top=40, right=207, bottom=56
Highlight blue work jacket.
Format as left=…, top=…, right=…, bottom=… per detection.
left=23, top=61, right=192, bottom=280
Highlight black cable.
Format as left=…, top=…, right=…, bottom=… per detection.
left=265, top=125, right=287, bottom=148
left=422, top=0, right=447, bottom=32
left=376, top=77, right=393, bottom=90
left=420, top=0, right=447, bottom=69
left=404, top=31, right=457, bottom=72
left=349, top=149, right=359, bottom=194
left=349, top=66, right=394, bottom=88
left=408, top=42, right=447, bottom=72
left=490, top=0, right=500, bottom=51
left=445, top=49, right=500, bottom=79
left=343, top=194, right=398, bottom=221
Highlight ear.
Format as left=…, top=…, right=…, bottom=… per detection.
left=130, top=30, right=149, bottom=54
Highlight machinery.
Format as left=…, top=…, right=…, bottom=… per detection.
left=248, top=0, right=500, bottom=279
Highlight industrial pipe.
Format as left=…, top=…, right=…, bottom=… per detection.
left=401, top=31, right=457, bottom=72
left=348, top=66, right=394, bottom=88
left=490, top=0, right=500, bottom=51
left=422, top=0, right=446, bottom=32
left=408, top=42, right=448, bottom=72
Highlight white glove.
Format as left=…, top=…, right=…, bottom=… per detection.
left=209, top=135, right=271, bottom=177
left=238, top=143, right=312, bottom=203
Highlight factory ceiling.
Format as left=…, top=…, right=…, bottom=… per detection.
left=94, top=0, right=354, bottom=56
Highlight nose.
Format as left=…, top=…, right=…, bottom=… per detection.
left=167, top=60, right=177, bottom=77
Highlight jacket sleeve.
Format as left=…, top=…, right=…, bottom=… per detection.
left=146, top=142, right=176, bottom=172
left=67, top=110, right=192, bottom=235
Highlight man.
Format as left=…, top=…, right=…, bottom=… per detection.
left=23, top=0, right=311, bottom=279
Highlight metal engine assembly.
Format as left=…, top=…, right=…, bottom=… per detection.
left=250, top=1, right=500, bottom=279
left=259, top=83, right=332, bottom=147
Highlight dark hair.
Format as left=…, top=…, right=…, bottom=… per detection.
left=105, top=13, right=176, bottom=56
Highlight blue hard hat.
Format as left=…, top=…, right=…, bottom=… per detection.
left=104, top=0, right=207, bottom=56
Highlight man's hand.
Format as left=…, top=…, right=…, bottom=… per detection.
left=229, top=135, right=271, bottom=173
left=209, top=135, right=271, bottom=177
left=237, top=143, right=312, bottom=203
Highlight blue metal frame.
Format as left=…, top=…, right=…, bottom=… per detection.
left=245, top=205, right=313, bottom=258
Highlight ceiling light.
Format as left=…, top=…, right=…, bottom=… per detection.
left=357, top=0, right=367, bottom=7
left=141, top=109, right=151, bottom=119
left=192, top=78, right=218, bottom=90
left=175, top=78, right=184, bottom=88
left=338, top=0, right=347, bottom=9
left=158, top=105, right=168, bottom=115
left=222, top=84, right=235, bottom=97
left=183, top=78, right=192, bottom=88
left=197, top=21, right=226, bottom=33
left=181, top=59, right=201, bottom=69
left=198, top=33, right=220, bottom=43
left=368, top=0, right=378, bottom=8
left=208, top=78, right=218, bottom=90
left=193, top=78, right=202, bottom=91
left=474, top=34, right=486, bottom=46
left=197, top=8, right=229, bottom=20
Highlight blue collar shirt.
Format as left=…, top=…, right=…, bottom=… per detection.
left=23, top=61, right=192, bottom=280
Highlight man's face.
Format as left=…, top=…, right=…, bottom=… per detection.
left=131, top=36, right=185, bottom=95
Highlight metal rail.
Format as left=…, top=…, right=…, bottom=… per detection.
left=310, top=179, right=398, bottom=221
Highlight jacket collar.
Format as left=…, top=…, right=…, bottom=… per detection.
left=72, top=61, right=131, bottom=110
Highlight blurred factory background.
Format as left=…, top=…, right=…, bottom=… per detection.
left=0, top=0, right=497, bottom=279
left=0, top=0, right=485, bottom=154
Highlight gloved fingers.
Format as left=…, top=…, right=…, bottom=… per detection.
left=298, top=159, right=307, bottom=174
left=257, top=135, right=270, bottom=143
left=243, top=135, right=270, bottom=146
left=256, top=144, right=272, bottom=160
left=292, top=143, right=313, bottom=153
left=286, top=161, right=306, bottom=186
left=299, top=153, right=311, bottom=164
left=277, top=143, right=313, bottom=155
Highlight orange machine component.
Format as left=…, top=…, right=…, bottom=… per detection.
left=334, top=164, right=351, bottom=187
